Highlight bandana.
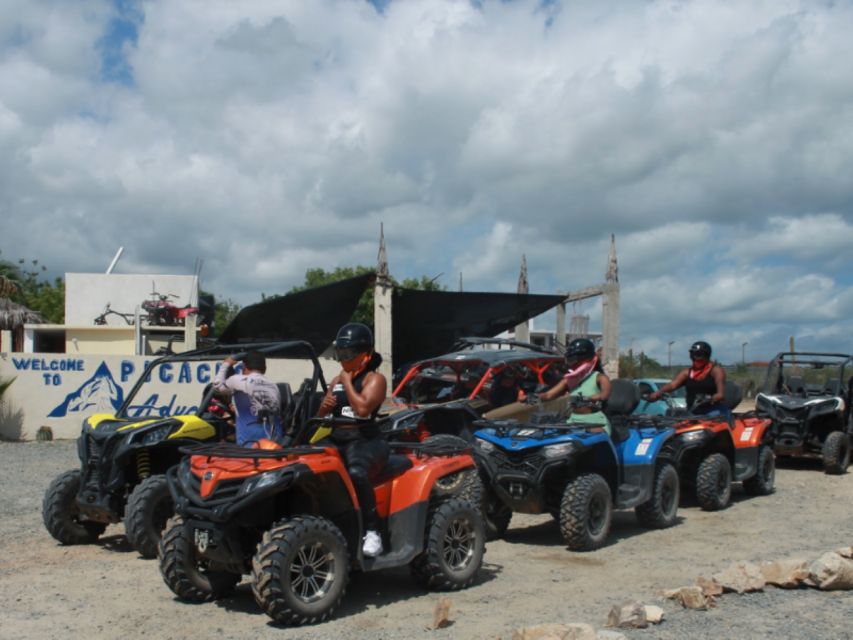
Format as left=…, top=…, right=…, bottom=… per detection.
left=563, top=355, right=599, bottom=391
left=341, top=351, right=371, bottom=374
left=689, top=360, right=713, bottom=381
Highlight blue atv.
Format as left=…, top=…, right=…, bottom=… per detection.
left=472, top=380, right=679, bottom=550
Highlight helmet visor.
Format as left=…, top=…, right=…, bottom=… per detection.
left=334, top=346, right=362, bottom=362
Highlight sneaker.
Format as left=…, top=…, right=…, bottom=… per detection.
left=362, top=530, right=383, bottom=557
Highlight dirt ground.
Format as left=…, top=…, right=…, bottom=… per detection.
left=1, top=438, right=852, bottom=640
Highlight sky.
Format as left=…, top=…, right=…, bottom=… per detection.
left=2, top=0, right=853, bottom=364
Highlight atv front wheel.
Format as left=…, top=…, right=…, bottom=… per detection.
left=559, top=473, right=613, bottom=551
left=635, top=462, right=680, bottom=529
left=125, top=474, right=173, bottom=558
left=743, top=445, right=776, bottom=495
left=410, top=496, right=484, bottom=590
left=695, top=453, right=732, bottom=511
left=482, top=489, right=512, bottom=540
left=822, top=431, right=850, bottom=475
left=42, top=469, right=107, bottom=545
left=252, top=516, right=349, bottom=626
left=158, top=516, right=240, bottom=601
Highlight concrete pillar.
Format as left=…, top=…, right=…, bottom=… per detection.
left=556, top=302, right=566, bottom=349
left=374, top=223, right=393, bottom=381
left=184, top=314, right=197, bottom=351
left=0, top=329, right=11, bottom=352
left=601, top=282, right=620, bottom=378
left=514, top=254, right=530, bottom=343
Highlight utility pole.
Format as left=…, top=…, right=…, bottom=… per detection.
left=742, top=341, right=748, bottom=365
left=668, top=340, right=675, bottom=372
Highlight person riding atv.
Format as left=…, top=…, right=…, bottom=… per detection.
left=158, top=384, right=486, bottom=626
left=537, top=338, right=612, bottom=432
left=42, top=341, right=320, bottom=558
left=649, top=341, right=729, bottom=419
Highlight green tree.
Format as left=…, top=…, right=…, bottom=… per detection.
left=276, top=265, right=445, bottom=327
left=0, top=253, right=64, bottom=323
left=619, top=352, right=668, bottom=379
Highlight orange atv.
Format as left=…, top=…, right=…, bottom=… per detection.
left=636, top=382, right=775, bottom=510
left=158, top=417, right=485, bottom=626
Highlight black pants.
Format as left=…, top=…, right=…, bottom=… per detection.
left=338, top=437, right=390, bottom=531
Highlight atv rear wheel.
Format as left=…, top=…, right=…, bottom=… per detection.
left=695, top=453, right=732, bottom=511
left=252, top=516, right=349, bottom=626
left=743, top=445, right=776, bottom=495
left=822, top=431, right=850, bottom=475
left=482, top=488, right=512, bottom=540
left=42, top=469, right=107, bottom=545
left=410, top=496, right=484, bottom=590
left=158, top=516, right=240, bottom=601
left=125, top=474, right=173, bottom=558
left=559, top=473, right=613, bottom=551
left=635, top=462, right=680, bottom=529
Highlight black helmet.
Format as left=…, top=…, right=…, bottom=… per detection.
left=334, top=322, right=373, bottom=361
left=565, top=338, right=596, bottom=365
left=689, top=341, right=712, bottom=360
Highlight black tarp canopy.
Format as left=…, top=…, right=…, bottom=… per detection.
left=391, top=288, right=566, bottom=366
left=218, top=274, right=566, bottom=365
left=217, top=273, right=375, bottom=354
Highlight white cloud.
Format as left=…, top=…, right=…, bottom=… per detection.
left=2, top=0, right=853, bottom=362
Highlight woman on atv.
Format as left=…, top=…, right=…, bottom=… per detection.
left=538, top=338, right=613, bottom=434
left=649, top=340, right=730, bottom=419
left=317, top=322, right=389, bottom=558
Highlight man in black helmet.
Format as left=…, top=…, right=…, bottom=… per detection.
left=317, top=322, right=389, bottom=557
left=649, top=341, right=728, bottom=417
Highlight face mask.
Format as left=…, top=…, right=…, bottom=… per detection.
left=341, top=351, right=370, bottom=374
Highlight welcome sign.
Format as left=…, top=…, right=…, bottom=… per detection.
left=0, top=353, right=334, bottom=440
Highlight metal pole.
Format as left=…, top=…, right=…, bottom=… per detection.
left=742, top=341, right=748, bottom=365
left=668, top=340, right=675, bottom=372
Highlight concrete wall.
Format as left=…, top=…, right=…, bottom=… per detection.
left=65, top=273, right=198, bottom=326
left=0, top=351, right=339, bottom=441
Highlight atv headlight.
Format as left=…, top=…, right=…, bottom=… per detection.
left=129, top=424, right=177, bottom=446
left=681, top=430, right=706, bottom=443
left=240, top=469, right=289, bottom=495
left=474, top=438, right=495, bottom=454
left=543, top=442, right=576, bottom=459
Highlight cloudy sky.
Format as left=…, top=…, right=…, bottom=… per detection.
left=2, top=0, right=853, bottom=364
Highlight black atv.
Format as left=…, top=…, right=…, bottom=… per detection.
left=42, top=341, right=325, bottom=558
left=755, top=352, right=853, bottom=474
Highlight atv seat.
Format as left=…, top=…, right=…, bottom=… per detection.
left=825, top=379, right=841, bottom=396
left=373, top=454, right=413, bottom=485
left=785, top=375, right=805, bottom=396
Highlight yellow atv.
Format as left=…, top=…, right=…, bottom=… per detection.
left=42, top=342, right=307, bottom=558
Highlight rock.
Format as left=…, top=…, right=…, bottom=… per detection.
left=643, top=605, right=665, bottom=624
left=511, top=623, right=596, bottom=640
left=835, top=546, right=853, bottom=559
left=711, top=562, right=766, bottom=594
left=665, top=586, right=709, bottom=610
left=758, top=559, right=810, bottom=589
left=695, top=576, right=723, bottom=597
left=431, top=596, right=452, bottom=629
left=596, top=631, right=628, bottom=640
left=809, top=552, right=853, bottom=590
left=605, top=602, right=647, bottom=629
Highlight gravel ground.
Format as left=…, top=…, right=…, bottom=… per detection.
left=1, top=440, right=852, bottom=640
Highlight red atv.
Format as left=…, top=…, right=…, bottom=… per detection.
left=637, top=382, right=775, bottom=510
left=142, top=288, right=198, bottom=326
left=158, top=417, right=485, bottom=626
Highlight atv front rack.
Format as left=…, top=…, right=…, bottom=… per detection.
left=179, top=442, right=327, bottom=459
